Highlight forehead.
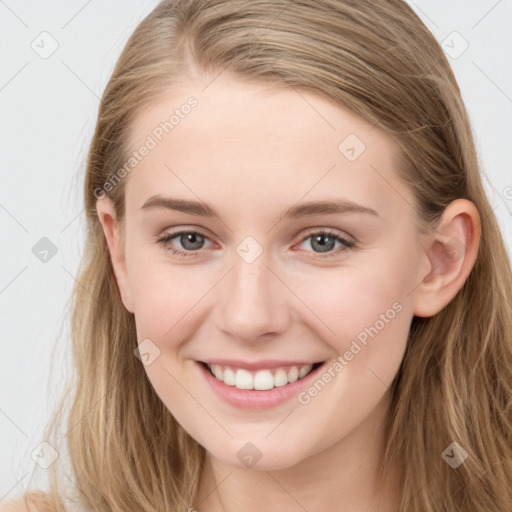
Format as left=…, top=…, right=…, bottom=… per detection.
left=123, top=75, right=412, bottom=222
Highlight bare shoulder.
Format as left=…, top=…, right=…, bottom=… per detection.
left=0, top=498, right=30, bottom=511
left=0, top=495, right=50, bottom=512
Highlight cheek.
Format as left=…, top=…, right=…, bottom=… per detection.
left=289, top=252, right=414, bottom=382
left=129, top=251, right=217, bottom=345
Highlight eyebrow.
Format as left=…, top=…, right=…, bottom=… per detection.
left=140, top=195, right=380, bottom=220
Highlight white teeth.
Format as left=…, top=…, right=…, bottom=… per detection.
left=212, top=364, right=223, bottom=380
left=299, top=364, right=312, bottom=378
left=223, top=367, right=236, bottom=386
left=273, top=368, right=288, bottom=387
left=206, top=363, right=316, bottom=390
left=287, top=366, right=299, bottom=383
left=235, top=368, right=253, bottom=389
left=253, top=370, right=274, bottom=390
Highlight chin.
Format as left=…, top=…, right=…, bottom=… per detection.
left=205, top=436, right=312, bottom=472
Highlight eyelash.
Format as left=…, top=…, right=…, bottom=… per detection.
left=155, top=229, right=355, bottom=260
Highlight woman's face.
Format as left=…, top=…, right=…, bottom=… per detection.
left=98, top=74, right=431, bottom=471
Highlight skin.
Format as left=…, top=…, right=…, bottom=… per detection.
left=95, top=73, right=480, bottom=512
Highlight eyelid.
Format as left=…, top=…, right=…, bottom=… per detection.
left=297, top=227, right=354, bottom=244
left=155, top=228, right=215, bottom=249
left=156, top=226, right=356, bottom=262
left=156, top=226, right=354, bottom=246
left=156, top=225, right=216, bottom=243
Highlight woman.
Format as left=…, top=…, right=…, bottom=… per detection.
left=5, top=0, right=512, bottom=510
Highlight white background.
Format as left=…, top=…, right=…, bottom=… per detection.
left=1, top=0, right=511, bottom=502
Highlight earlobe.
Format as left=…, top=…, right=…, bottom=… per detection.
left=95, top=196, right=135, bottom=313
left=413, top=199, right=481, bottom=318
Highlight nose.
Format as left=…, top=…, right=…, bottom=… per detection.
left=213, top=250, right=291, bottom=343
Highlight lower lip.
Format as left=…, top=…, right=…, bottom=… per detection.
left=195, top=361, right=326, bottom=410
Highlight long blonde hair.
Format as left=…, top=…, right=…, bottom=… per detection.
left=21, top=0, right=512, bottom=510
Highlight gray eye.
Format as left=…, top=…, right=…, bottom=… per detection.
left=308, top=233, right=336, bottom=253
left=178, top=232, right=206, bottom=251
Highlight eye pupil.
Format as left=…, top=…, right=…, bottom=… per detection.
left=181, top=232, right=204, bottom=250
left=311, top=234, right=335, bottom=253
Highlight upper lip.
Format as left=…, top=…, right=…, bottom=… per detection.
left=198, top=359, right=324, bottom=371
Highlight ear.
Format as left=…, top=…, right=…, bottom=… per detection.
left=413, top=199, right=481, bottom=318
left=95, top=196, right=135, bottom=313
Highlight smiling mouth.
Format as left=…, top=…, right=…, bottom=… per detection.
left=198, top=361, right=325, bottom=391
